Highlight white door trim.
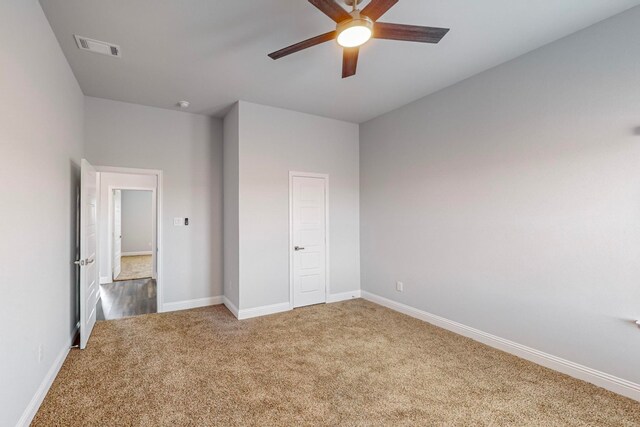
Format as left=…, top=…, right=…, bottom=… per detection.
left=289, top=171, right=330, bottom=310
left=96, top=165, right=164, bottom=313
left=112, top=189, right=122, bottom=280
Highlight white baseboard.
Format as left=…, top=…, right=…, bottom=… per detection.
left=232, top=291, right=361, bottom=321
left=361, top=291, right=640, bottom=402
left=223, top=296, right=239, bottom=318
left=327, top=290, right=361, bottom=303
left=162, top=296, right=223, bottom=313
left=238, top=302, right=291, bottom=320
left=17, top=327, right=77, bottom=427
left=121, top=251, right=152, bottom=256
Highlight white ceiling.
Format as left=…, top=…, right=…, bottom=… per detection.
left=40, top=0, right=640, bottom=123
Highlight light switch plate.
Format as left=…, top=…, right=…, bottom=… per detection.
left=173, top=218, right=184, bottom=226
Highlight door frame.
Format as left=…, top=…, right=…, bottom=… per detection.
left=288, top=171, right=330, bottom=309
left=96, top=165, right=164, bottom=313
left=108, top=185, right=157, bottom=281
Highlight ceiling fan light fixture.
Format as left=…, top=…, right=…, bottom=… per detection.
left=268, top=0, right=450, bottom=78
left=336, top=15, right=373, bottom=48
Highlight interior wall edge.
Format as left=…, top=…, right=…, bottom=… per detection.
left=223, top=296, right=240, bottom=319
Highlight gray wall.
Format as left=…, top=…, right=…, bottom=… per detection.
left=223, top=103, right=240, bottom=309
left=0, top=1, right=84, bottom=425
left=121, top=190, right=153, bottom=254
left=360, top=7, right=640, bottom=384
left=237, top=101, right=360, bottom=310
left=84, top=97, right=223, bottom=304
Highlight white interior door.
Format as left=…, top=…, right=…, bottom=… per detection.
left=79, top=159, right=99, bottom=349
left=113, top=189, right=122, bottom=279
left=291, top=175, right=327, bottom=308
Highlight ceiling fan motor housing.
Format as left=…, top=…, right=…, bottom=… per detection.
left=336, top=11, right=374, bottom=46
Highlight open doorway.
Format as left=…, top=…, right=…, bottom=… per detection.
left=95, top=168, right=161, bottom=321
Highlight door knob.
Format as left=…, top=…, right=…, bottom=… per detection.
left=294, top=246, right=305, bottom=251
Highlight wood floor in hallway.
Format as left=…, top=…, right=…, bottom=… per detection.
left=97, top=278, right=157, bottom=320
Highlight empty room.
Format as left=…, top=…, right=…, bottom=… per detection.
left=2, top=0, right=640, bottom=425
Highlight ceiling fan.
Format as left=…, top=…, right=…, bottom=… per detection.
left=268, top=0, right=450, bottom=78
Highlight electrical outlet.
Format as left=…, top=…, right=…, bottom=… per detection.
left=38, top=344, right=43, bottom=363
left=396, top=281, right=404, bottom=292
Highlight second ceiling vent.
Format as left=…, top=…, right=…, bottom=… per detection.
left=74, top=35, right=121, bottom=57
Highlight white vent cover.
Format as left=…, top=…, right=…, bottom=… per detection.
left=74, top=35, right=121, bottom=57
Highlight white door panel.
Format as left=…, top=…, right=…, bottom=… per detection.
left=79, top=159, right=98, bottom=349
left=292, top=175, right=327, bottom=308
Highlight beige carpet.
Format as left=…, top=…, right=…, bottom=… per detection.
left=115, top=255, right=153, bottom=281
left=33, top=300, right=639, bottom=426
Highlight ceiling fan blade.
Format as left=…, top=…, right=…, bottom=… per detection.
left=361, top=0, right=399, bottom=21
left=373, top=22, right=450, bottom=43
left=342, top=47, right=359, bottom=78
left=308, top=0, right=351, bottom=23
left=268, top=31, right=337, bottom=60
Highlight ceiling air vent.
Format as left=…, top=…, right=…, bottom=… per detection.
left=74, top=35, right=121, bottom=58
